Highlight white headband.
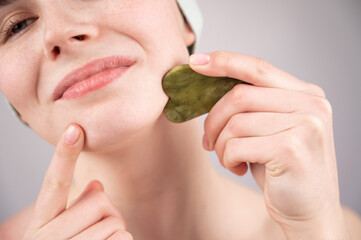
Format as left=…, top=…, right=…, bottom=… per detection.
left=177, top=0, right=203, bottom=53
left=3, top=0, right=203, bottom=121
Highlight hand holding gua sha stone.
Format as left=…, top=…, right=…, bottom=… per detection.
left=162, top=64, right=250, bottom=123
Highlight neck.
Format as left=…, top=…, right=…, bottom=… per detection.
left=69, top=116, right=221, bottom=239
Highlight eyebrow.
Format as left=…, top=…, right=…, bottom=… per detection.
left=0, top=0, right=18, bottom=8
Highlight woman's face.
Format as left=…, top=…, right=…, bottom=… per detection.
left=0, top=0, right=195, bottom=150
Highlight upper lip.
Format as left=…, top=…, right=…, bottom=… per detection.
left=53, top=55, right=136, bottom=101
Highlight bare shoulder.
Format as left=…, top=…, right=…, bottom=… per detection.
left=342, top=206, right=361, bottom=238
left=0, top=203, right=35, bottom=240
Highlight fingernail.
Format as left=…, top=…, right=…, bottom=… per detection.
left=190, top=53, right=211, bottom=65
left=64, top=125, right=80, bottom=145
left=203, top=134, right=210, bottom=150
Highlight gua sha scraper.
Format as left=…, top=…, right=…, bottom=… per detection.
left=162, top=64, right=249, bottom=123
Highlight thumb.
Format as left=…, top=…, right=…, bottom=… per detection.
left=250, top=163, right=266, bottom=191
left=67, top=180, right=104, bottom=208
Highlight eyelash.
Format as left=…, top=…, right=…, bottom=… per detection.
left=0, top=17, right=37, bottom=43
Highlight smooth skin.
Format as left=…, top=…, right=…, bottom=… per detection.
left=1, top=0, right=361, bottom=239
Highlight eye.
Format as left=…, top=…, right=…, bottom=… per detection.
left=1, top=17, right=38, bottom=42
left=11, top=19, right=35, bottom=35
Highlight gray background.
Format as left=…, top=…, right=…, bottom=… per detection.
left=1, top=0, right=360, bottom=222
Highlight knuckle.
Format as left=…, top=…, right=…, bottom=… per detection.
left=316, top=97, right=333, bottom=116
left=30, top=228, right=49, bottom=240
left=214, top=141, right=223, bottom=160
left=266, top=162, right=286, bottom=178
left=215, top=51, right=231, bottom=69
left=213, top=51, right=239, bottom=76
left=281, top=135, right=303, bottom=160
left=55, top=143, right=70, bottom=159
left=89, top=190, right=111, bottom=210
left=303, top=114, right=324, bottom=134
left=123, top=231, right=134, bottom=240
left=91, top=192, right=122, bottom=218
left=112, top=230, right=133, bottom=240
left=108, top=216, right=126, bottom=231
left=223, top=139, right=238, bottom=169
left=43, top=174, right=68, bottom=193
left=229, top=84, right=248, bottom=103
left=302, top=114, right=326, bottom=148
left=307, top=83, right=326, bottom=97
left=227, top=115, right=242, bottom=134
left=203, top=116, right=216, bottom=138
left=309, top=95, right=333, bottom=118
left=254, top=57, right=273, bottom=76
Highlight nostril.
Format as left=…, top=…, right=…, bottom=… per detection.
left=52, top=46, right=60, bottom=56
left=73, top=35, right=86, bottom=41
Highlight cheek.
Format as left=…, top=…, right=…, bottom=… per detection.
left=72, top=70, right=169, bottom=152
left=103, top=0, right=187, bottom=59
left=1, top=0, right=190, bottom=149
left=0, top=38, right=57, bottom=145
left=0, top=43, right=39, bottom=112
left=72, top=1, right=189, bottom=151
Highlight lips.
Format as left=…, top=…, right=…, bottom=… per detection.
left=53, top=56, right=136, bottom=101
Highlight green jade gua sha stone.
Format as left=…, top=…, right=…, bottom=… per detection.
left=162, top=64, right=249, bottom=123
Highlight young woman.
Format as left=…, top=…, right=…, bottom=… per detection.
left=0, top=0, right=360, bottom=239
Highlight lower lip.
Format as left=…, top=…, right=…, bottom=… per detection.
left=61, top=67, right=130, bottom=100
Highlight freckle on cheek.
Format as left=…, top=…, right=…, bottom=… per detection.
left=1, top=48, right=37, bottom=101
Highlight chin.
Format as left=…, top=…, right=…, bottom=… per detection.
left=76, top=91, right=168, bottom=153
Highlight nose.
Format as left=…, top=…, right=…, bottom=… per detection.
left=42, top=3, right=99, bottom=60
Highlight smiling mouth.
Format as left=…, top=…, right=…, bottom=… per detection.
left=53, top=56, right=136, bottom=101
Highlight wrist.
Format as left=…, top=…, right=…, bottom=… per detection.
left=282, top=221, right=350, bottom=240
left=280, top=207, right=350, bottom=240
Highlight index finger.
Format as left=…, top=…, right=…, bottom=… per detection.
left=32, top=124, right=84, bottom=228
left=189, top=51, right=323, bottom=96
